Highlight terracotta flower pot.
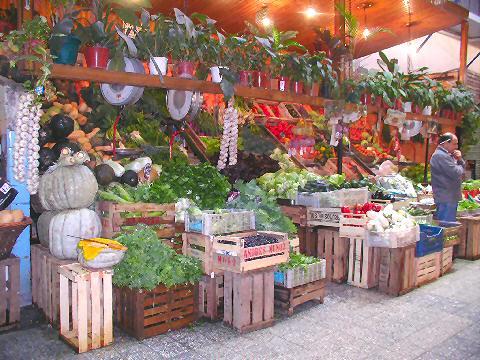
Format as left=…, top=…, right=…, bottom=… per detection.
left=176, top=61, right=196, bottom=76
left=238, top=70, right=250, bottom=86
left=84, top=46, right=110, bottom=69
left=252, top=71, right=269, bottom=89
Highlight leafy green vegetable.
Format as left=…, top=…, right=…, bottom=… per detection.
left=159, top=162, right=231, bottom=209
left=458, top=199, right=480, bottom=211
left=229, top=180, right=297, bottom=237
left=113, top=226, right=203, bottom=290
left=98, top=182, right=177, bottom=204
left=463, top=180, right=480, bottom=191
left=327, top=174, right=346, bottom=189
left=257, top=169, right=320, bottom=200
left=278, top=252, right=320, bottom=272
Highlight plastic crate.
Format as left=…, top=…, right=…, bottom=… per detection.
left=185, top=209, right=255, bottom=235
left=274, top=260, right=326, bottom=288
left=296, top=188, right=368, bottom=208
left=416, top=224, right=444, bottom=257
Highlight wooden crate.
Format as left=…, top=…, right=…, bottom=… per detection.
left=303, top=227, right=348, bottom=283
left=378, top=245, right=416, bottom=296
left=96, top=201, right=176, bottom=239
left=441, top=246, right=454, bottom=276
left=306, top=208, right=341, bottom=227
left=59, top=264, right=113, bottom=353
left=289, top=237, right=300, bottom=253
left=0, top=256, right=20, bottom=331
left=280, top=205, right=307, bottom=226
left=223, top=268, right=275, bottom=333
left=182, top=232, right=215, bottom=275
left=31, top=244, right=78, bottom=326
left=274, top=278, right=326, bottom=316
left=198, top=274, right=224, bottom=321
left=456, top=216, right=480, bottom=260
left=114, top=283, right=196, bottom=340
left=415, top=252, right=441, bottom=287
left=339, top=214, right=367, bottom=239
left=213, top=231, right=289, bottom=273
left=347, top=238, right=381, bottom=289
left=185, top=209, right=255, bottom=235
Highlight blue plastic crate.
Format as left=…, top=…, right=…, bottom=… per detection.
left=416, top=224, right=444, bottom=257
left=274, top=271, right=285, bottom=285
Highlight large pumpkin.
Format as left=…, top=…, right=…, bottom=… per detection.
left=38, top=164, right=98, bottom=210
left=37, top=209, right=102, bottom=259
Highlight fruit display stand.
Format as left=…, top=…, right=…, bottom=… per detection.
left=223, top=267, right=275, bottom=333
left=59, top=264, right=113, bottom=353
left=197, top=274, right=224, bottom=321
left=0, top=256, right=20, bottom=332
left=31, top=244, right=78, bottom=326
left=456, top=216, right=480, bottom=260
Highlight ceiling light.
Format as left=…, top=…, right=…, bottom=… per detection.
left=305, top=7, right=317, bottom=18
left=363, top=28, right=371, bottom=39
left=262, top=17, right=272, bottom=27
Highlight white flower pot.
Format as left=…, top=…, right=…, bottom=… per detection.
left=149, top=56, right=168, bottom=75
left=210, top=66, right=228, bottom=83
left=422, top=106, right=432, bottom=116
left=403, top=101, right=412, bottom=113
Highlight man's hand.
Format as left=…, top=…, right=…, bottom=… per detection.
left=453, top=150, right=462, bottom=160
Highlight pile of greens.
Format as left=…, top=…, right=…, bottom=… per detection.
left=405, top=206, right=431, bottom=217
left=98, top=182, right=177, bottom=205
left=257, top=169, right=320, bottom=200
left=113, top=226, right=203, bottom=290
left=278, top=252, right=321, bottom=272
left=401, top=164, right=430, bottom=185
left=463, top=180, right=480, bottom=191
left=228, top=180, right=297, bottom=237
left=159, top=161, right=231, bottom=209
left=458, top=199, right=480, bottom=212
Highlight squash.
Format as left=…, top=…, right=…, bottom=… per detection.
left=38, top=163, right=98, bottom=211
left=77, top=237, right=127, bottom=269
left=78, top=248, right=125, bottom=269
left=37, top=209, right=102, bottom=259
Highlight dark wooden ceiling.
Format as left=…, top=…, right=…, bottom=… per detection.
left=150, top=0, right=468, bottom=58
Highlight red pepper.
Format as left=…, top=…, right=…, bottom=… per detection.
left=341, top=206, right=351, bottom=214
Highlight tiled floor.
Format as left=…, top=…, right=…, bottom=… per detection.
left=1, top=259, right=479, bottom=360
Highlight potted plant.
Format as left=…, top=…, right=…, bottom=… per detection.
left=74, top=0, right=117, bottom=69
left=285, top=53, right=309, bottom=94
left=304, top=52, right=328, bottom=97
left=1, top=15, right=53, bottom=87
left=169, top=8, right=209, bottom=76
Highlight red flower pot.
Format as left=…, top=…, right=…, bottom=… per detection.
left=238, top=70, right=250, bottom=86
left=412, top=103, right=422, bottom=114
left=252, top=71, right=269, bottom=89
left=176, top=61, right=196, bottom=76
left=291, top=81, right=304, bottom=94
left=84, top=46, right=110, bottom=69
left=277, top=76, right=290, bottom=92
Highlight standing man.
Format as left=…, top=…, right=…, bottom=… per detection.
left=430, top=132, right=465, bottom=221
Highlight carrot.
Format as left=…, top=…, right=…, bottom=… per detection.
left=67, top=130, right=85, bottom=140
left=94, top=145, right=112, bottom=151
left=76, top=115, right=88, bottom=126
left=86, top=128, right=100, bottom=139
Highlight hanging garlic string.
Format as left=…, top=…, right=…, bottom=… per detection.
left=217, top=98, right=239, bottom=170
left=13, top=93, right=42, bottom=194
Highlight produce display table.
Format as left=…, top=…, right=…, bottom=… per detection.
left=456, top=216, right=480, bottom=260
left=0, top=256, right=20, bottom=332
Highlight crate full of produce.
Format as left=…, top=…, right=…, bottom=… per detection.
left=296, top=188, right=369, bottom=208
left=213, top=231, right=289, bottom=273
left=436, top=221, right=461, bottom=247
left=405, top=206, right=434, bottom=225
left=366, top=205, right=420, bottom=248
left=185, top=209, right=255, bottom=236
left=339, top=203, right=382, bottom=238
left=274, top=253, right=326, bottom=288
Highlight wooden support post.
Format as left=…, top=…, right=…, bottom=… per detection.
left=459, top=19, right=469, bottom=83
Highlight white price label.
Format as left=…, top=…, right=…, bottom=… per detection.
left=0, top=183, right=11, bottom=195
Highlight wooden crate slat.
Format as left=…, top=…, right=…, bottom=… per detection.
left=144, top=297, right=194, bottom=318
left=223, top=269, right=275, bottom=333
left=441, top=247, right=454, bottom=275
left=314, top=228, right=348, bottom=283
left=274, top=279, right=326, bottom=316
left=347, top=238, right=380, bottom=289
left=0, top=257, right=20, bottom=330
left=197, top=274, right=224, bottom=321
left=144, top=304, right=194, bottom=326
left=378, top=245, right=416, bottom=296
left=415, top=252, right=441, bottom=287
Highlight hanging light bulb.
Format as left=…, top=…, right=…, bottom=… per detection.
left=305, top=7, right=317, bottom=18
left=363, top=28, right=371, bottom=39
left=262, top=17, right=272, bottom=27
left=358, top=2, right=373, bottom=39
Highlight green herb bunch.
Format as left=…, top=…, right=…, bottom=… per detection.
left=113, top=226, right=203, bottom=290
left=159, top=162, right=231, bottom=209
left=229, top=180, right=297, bottom=237
left=278, top=252, right=320, bottom=272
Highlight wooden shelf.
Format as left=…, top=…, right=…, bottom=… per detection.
left=44, top=64, right=328, bottom=107
left=41, top=64, right=460, bottom=127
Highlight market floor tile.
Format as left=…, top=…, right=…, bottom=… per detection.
left=0, top=259, right=479, bottom=360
